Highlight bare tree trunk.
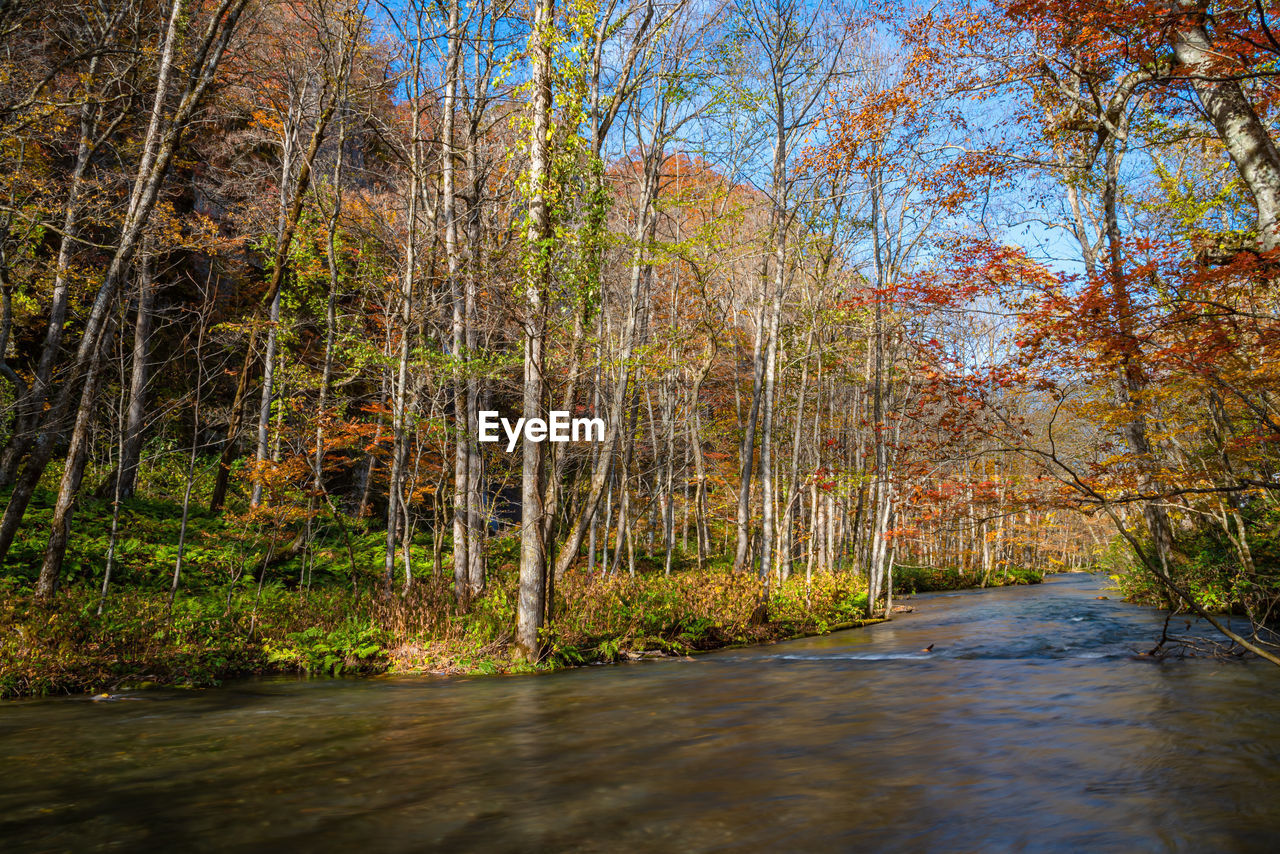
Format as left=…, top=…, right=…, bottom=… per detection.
left=385, top=228, right=416, bottom=587
left=464, top=148, right=486, bottom=595
left=441, top=0, right=468, bottom=604
left=171, top=275, right=213, bottom=608
left=113, top=247, right=156, bottom=500
left=99, top=299, right=131, bottom=614
left=779, top=329, right=812, bottom=578
left=251, top=289, right=282, bottom=508
left=689, top=349, right=714, bottom=571
left=733, top=289, right=766, bottom=573
left=610, top=388, right=642, bottom=576
left=661, top=382, right=676, bottom=575
left=38, top=313, right=118, bottom=596
left=759, top=270, right=783, bottom=580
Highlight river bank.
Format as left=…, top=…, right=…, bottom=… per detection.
left=2, top=574, right=1274, bottom=852
left=0, top=564, right=1041, bottom=699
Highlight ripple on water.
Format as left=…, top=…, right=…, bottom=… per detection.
left=0, top=574, right=1277, bottom=853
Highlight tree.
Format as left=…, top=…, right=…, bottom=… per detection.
left=2, top=0, right=253, bottom=594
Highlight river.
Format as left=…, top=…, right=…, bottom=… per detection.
left=2, top=574, right=1278, bottom=852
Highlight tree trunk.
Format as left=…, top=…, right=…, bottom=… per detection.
left=1172, top=3, right=1280, bottom=251
left=552, top=144, right=661, bottom=579
left=465, top=154, right=486, bottom=596
left=733, top=287, right=767, bottom=572
left=116, top=248, right=156, bottom=500
left=0, top=87, right=100, bottom=488
left=515, top=0, right=555, bottom=661
left=441, top=0, right=468, bottom=604
left=250, top=288, right=282, bottom=508
left=759, top=270, right=783, bottom=580
left=211, top=92, right=336, bottom=511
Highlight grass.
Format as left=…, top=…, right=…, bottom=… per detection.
left=0, top=569, right=884, bottom=698
left=0, top=483, right=1032, bottom=699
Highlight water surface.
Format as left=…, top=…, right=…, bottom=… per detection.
left=3, top=574, right=1278, bottom=852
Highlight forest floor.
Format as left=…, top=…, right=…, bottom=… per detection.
left=0, top=488, right=1042, bottom=698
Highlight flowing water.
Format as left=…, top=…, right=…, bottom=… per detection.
left=2, top=574, right=1279, bottom=852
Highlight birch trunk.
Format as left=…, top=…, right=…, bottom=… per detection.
left=514, top=0, right=555, bottom=660
left=1172, top=3, right=1280, bottom=251
left=117, top=248, right=156, bottom=500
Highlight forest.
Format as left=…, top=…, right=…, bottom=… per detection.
left=2, top=0, right=1280, bottom=696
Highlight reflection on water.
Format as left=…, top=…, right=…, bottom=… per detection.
left=2, top=575, right=1279, bottom=852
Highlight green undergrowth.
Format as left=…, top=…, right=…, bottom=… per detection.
left=3, top=486, right=411, bottom=593
left=893, top=565, right=1044, bottom=594
left=1103, top=508, right=1280, bottom=617
left=1, top=487, right=1018, bottom=699
left=0, top=570, right=880, bottom=698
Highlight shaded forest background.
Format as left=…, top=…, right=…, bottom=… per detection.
left=3, top=0, right=1280, bottom=684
